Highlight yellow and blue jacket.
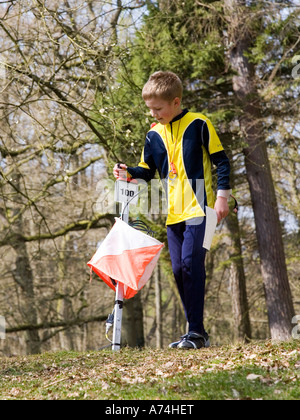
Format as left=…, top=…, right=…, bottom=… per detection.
left=127, top=109, right=230, bottom=225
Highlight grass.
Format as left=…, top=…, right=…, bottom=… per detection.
left=0, top=340, right=299, bottom=400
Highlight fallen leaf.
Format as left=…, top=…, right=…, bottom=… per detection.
left=294, top=362, right=300, bottom=369
left=163, top=361, right=174, bottom=369
left=232, top=388, right=240, bottom=398
left=246, top=373, right=262, bottom=381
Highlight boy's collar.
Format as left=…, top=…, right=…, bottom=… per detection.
left=170, top=108, right=189, bottom=123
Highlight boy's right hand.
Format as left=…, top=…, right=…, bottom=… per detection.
left=113, top=163, right=128, bottom=179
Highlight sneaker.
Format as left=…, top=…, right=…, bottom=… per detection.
left=177, top=331, right=210, bottom=350
left=169, top=334, right=188, bottom=349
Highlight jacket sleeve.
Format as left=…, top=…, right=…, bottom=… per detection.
left=127, top=134, right=157, bottom=182
left=210, top=150, right=231, bottom=191
left=202, top=119, right=231, bottom=191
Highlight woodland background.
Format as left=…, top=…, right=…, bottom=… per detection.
left=0, top=0, right=299, bottom=356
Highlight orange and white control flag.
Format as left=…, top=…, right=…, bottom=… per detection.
left=87, top=218, right=164, bottom=299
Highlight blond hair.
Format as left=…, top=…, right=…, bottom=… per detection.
left=142, top=71, right=183, bottom=102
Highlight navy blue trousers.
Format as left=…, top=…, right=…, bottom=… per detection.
left=167, top=218, right=207, bottom=335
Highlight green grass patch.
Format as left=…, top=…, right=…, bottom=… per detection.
left=0, top=340, right=299, bottom=400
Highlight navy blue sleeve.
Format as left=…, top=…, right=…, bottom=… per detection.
left=210, top=150, right=231, bottom=191
left=127, top=165, right=156, bottom=182
left=127, top=135, right=157, bottom=183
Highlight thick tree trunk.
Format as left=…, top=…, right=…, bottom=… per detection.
left=224, top=0, right=295, bottom=340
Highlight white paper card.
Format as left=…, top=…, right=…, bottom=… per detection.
left=203, top=206, right=218, bottom=251
left=114, top=179, right=139, bottom=205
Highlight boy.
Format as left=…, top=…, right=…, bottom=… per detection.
left=113, top=71, right=231, bottom=349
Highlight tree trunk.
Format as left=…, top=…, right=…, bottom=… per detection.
left=226, top=209, right=252, bottom=342
left=223, top=140, right=252, bottom=341
left=13, top=240, right=41, bottom=354
left=10, top=173, right=41, bottom=354
left=122, top=293, right=145, bottom=347
left=155, top=262, right=163, bottom=348
left=224, top=0, right=295, bottom=340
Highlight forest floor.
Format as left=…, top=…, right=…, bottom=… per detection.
left=0, top=340, right=299, bottom=400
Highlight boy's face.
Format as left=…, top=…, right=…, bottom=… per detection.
left=145, top=97, right=182, bottom=125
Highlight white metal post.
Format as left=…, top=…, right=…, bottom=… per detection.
left=112, top=200, right=128, bottom=351
left=112, top=175, right=138, bottom=351
left=112, top=282, right=124, bottom=351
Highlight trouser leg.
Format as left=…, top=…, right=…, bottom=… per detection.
left=167, top=218, right=207, bottom=335
left=167, top=222, right=187, bottom=320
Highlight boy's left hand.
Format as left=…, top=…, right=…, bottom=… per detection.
left=214, top=196, right=229, bottom=224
